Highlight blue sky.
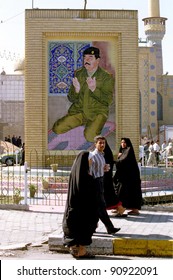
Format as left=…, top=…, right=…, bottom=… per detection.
left=0, top=0, right=172, bottom=74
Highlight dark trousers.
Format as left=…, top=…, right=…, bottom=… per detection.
left=94, top=177, right=114, bottom=231
left=155, top=152, right=160, bottom=164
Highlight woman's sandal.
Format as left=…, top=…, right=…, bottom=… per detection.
left=69, top=246, right=79, bottom=257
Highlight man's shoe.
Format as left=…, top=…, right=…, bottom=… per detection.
left=113, top=213, right=128, bottom=218
left=107, top=227, right=121, bottom=234
left=128, top=210, right=140, bottom=216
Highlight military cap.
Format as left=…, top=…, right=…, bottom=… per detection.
left=83, top=47, right=100, bottom=58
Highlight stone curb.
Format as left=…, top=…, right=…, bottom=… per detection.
left=48, top=234, right=173, bottom=257
left=113, top=238, right=173, bottom=257
left=0, top=243, right=31, bottom=251
left=48, top=234, right=114, bottom=255
left=0, top=204, right=29, bottom=211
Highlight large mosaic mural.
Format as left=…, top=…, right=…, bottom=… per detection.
left=48, top=41, right=115, bottom=150
left=48, top=42, right=91, bottom=95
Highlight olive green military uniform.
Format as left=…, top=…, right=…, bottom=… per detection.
left=52, top=66, right=114, bottom=142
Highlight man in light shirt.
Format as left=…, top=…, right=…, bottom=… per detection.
left=153, top=140, right=161, bottom=165
left=89, top=135, right=120, bottom=235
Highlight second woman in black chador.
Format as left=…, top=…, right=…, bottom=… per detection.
left=113, top=138, right=142, bottom=215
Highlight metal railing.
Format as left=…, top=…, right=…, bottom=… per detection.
left=0, top=150, right=173, bottom=209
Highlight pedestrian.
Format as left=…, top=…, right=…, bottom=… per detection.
left=139, top=144, right=144, bottom=165
left=17, top=136, right=22, bottom=148
left=7, top=135, right=11, bottom=143
left=103, top=140, right=127, bottom=217
left=143, top=141, right=150, bottom=165
left=52, top=46, right=114, bottom=142
left=12, top=135, right=17, bottom=146
left=89, top=135, right=121, bottom=233
left=113, top=137, right=142, bottom=215
left=153, top=140, right=161, bottom=165
left=161, top=140, right=167, bottom=152
left=165, top=142, right=173, bottom=166
left=160, top=140, right=167, bottom=162
left=62, top=151, right=98, bottom=259
left=20, top=143, right=25, bottom=165
left=147, top=140, right=157, bottom=166
left=165, top=142, right=173, bottom=157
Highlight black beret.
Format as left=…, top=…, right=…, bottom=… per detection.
left=83, top=47, right=100, bottom=58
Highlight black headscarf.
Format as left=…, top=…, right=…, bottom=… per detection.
left=63, top=151, right=98, bottom=247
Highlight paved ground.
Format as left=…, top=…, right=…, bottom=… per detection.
left=0, top=205, right=173, bottom=258
left=0, top=245, right=168, bottom=260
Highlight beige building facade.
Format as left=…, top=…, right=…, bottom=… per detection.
left=139, top=46, right=173, bottom=139
left=25, top=9, right=139, bottom=166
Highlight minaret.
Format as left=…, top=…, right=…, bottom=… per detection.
left=148, top=0, right=160, bottom=17
left=143, top=0, right=167, bottom=75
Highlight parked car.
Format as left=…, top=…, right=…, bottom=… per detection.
left=0, top=151, right=22, bottom=166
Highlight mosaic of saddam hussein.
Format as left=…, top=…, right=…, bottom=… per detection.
left=48, top=42, right=115, bottom=150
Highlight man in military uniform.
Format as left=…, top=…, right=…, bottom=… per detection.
left=52, top=46, right=114, bottom=142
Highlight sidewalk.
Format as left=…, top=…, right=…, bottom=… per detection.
left=0, top=206, right=172, bottom=257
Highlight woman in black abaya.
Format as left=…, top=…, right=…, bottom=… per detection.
left=62, top=151, right=98, bottom=258
left=113, top=138, right=142, bottom=215
left=104, top=141, right=126, bottom=216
